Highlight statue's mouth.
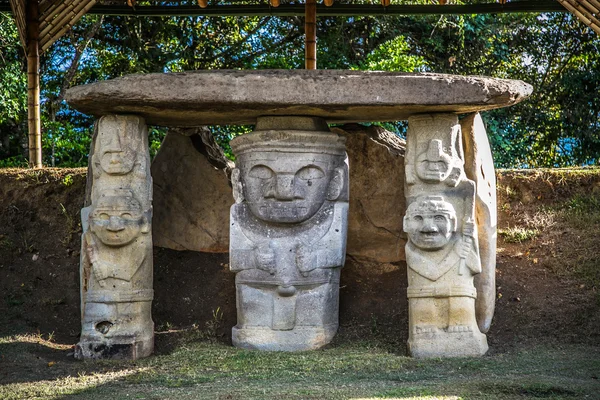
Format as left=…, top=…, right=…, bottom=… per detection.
left=259, top=202, right=309, bottom=221
left=421, top=232, right=441, bottom=241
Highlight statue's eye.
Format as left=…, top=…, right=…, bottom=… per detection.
left=296, top=166, right=324, bottom=180
left=249, top=165, right=274, bottom=179
left=434, top=215, right=446, bottom=222
left=99, top=213, right=110, bottom=221
left=414, top=215, right=423, bottom=222
left=121, top=213, right=133, bottom=219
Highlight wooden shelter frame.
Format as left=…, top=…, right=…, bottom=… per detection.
left=1, top=0, right=598, bottom=168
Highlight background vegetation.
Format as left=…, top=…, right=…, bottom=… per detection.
left=0, top=2, right=599, bottom=167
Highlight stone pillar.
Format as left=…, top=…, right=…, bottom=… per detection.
left=229, top=116, right=348, bottom=351
left=461, top=113, right=497, bottom=334
left=403, top=114, right=488, bottom=358
left=75, top=115, right=154, bottom=360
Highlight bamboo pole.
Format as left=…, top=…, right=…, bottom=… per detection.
left=585, top=0, right=600, bottom=13
left=563, top=0, right=600, bottom=21
left=39, top=0, right=57, bottom=16
left=558, top=0, right=600, bottom=34
left=39, top=0, right=74, bottom=37
left=9, top=0, right=27, bottom=48
left=579, top=0, right=599, bottom=13
left=41, top=1, right=98, bottom=51
left=26, top=0, right=42, bottom=168
left=40, top=1, right=91, bottom=44
left=305, top=0, right=316, bottom=69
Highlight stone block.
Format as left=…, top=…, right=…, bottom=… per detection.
left=334, top=124, right=406, bottom=263
left=461, top=113, right=497, bottom=334
left=151, top=127, right=233, bottom=252
left=76, top=115, right=154, bottom=360
left=404, top=114, right=488, bottom=358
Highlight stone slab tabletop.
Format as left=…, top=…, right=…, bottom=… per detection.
left=65, top=70, right=532, bottom=126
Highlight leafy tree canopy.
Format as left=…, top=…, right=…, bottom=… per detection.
left=0, top=7, right=598, bottom=167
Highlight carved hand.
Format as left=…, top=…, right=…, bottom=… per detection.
left=463, top=219, right=475, bottom=237
left=296, top=244, right=316, bottom=277
left=85, top=235, right=106, bottom=287
left=255, top=245, right=276, bottom=275
left=92, top=260, right=111, bottom=287
left=459, top=237, right=473, bottom=259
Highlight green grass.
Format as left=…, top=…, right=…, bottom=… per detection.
left=559, top=194, right=600, bottom=228
left=1, top=334, right=599, bottom=400
left=498, top=227, right=539, bottom=243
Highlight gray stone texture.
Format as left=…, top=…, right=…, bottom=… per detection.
left=65, top=70, right=533, bottom=126
left=229, top=117, right=348, bottom=351
left=75, top=115, right=154, bottom=360
left=461, top=113, right=497, bottom=334
left=333, top=124, right=406, bottom=263
left=404, top=114, right=488, bottom=358
left=152, top=127, right=233, bottom=252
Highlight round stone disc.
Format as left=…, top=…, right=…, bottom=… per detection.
left=65, top=70, right=532, bottom=126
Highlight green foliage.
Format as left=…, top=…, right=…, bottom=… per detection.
left=0, top=13, right=26, bottom=124
left=210, top=125, right=253, bottom=160
left=0, top=13, right=27, bottom=163
left=42, top=119, right=92, bottom=167
left=148, top=126, right=167, bottom=160
left=356, top=35, right=426, bottom=72
left=0, top=10, right=599, bottom=167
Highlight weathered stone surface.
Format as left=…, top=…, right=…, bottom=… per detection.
left=333, top=124, right=406, bottom=263
left=76, top=115, right=154, bottom=360
left=229, top=117, right=348, bottom=351
left=65, top=70, right=533, bottom=126
left=151, top=127, right=233, bottom=252
left=404, top=114, right=488, bottom=358
left=461, top=113, right=497, bottom=334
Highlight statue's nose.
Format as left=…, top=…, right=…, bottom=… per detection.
left=107, top=216, right=125, bottom=231
left=274, top=174, right=295, bottom=200
left=421, top=217, right=439, bottom=233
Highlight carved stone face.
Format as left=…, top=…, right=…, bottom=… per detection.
left=404, top=197, right=457, bottom=251
left=90, top=195, right=148, bottom=247
left=97, top=130, right=136, bottom=175
left=238, top=153, right=343, bottom=224
left=416, top=139, right=454, bottom=183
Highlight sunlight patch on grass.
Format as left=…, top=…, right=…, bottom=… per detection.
left=498, top=226, right=539, bottom=243
left=354, top=397, right=460, bottom=400
left=0, top=368, right=147, bottom=400
left=0, top=333, right=72, bottom=350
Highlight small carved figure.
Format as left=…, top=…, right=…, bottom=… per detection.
left=405, top=115, right=464, bottom=188
left=229, top=120, right=348, bottom=351
left=85, top=190, right=150, bottom=285
left=92, top=115, right=149, bottom=181
left=404, top=195, right=487, bottom=357
left=416, top=139, right=464, bottom=187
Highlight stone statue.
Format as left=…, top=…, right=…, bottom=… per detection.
left=76, top=115, right=153, bottom=360
left=404, top=114, right=488, bottom=358
left=229, top=117, right=348, bottom=351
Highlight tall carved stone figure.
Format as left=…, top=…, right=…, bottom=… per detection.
left=229, top=117, right=348, bottom=351
left=404, top=114, right=490, bottom=358
left=75, top=115, right=154, bottom=360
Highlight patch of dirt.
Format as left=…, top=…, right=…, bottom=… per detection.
left=0, top=167, right=599, bottom=356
